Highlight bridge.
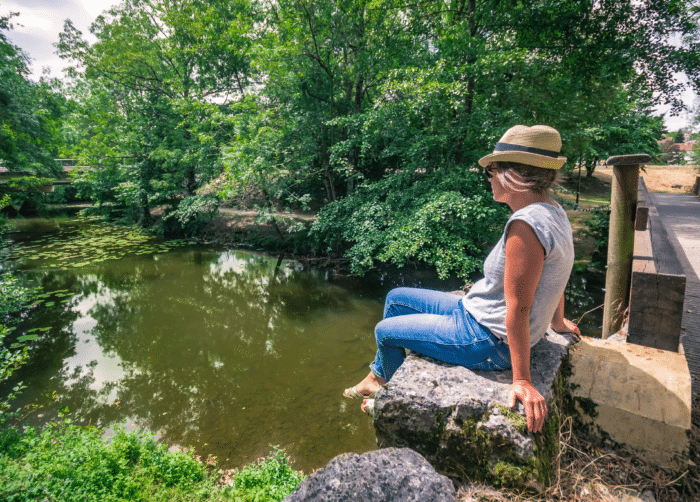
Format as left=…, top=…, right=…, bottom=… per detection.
left=651, top=190, right=700, bottom=410
left=613, top=166, right=700, bottom=449
left=0, top=159, right=85, bottom=192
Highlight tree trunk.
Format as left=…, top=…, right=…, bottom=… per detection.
left=455, top=0, right=477, bottom=167
left=585, top=158, right=598, bottom=177
left=261, top=188, right=286, bottom=243
left=183, top=127, right=196, bottom=195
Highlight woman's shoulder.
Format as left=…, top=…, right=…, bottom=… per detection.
left=507, top=203, right=571, bottom=251
left=510, top=202, right=564, bottom=222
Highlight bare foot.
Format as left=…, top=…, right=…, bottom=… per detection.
left=345, top=371, right=385, bottom=397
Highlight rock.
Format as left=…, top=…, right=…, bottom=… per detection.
left=372, top=330, right=573, bottom=492
left=283, top=447, right=457, bottom=502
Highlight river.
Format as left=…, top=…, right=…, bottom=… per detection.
left=0, top=215, right=603, bottom=473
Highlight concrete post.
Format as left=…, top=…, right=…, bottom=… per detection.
left=602, top=154, right=651, bottom=339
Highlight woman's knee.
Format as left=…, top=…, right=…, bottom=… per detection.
left=374, top=318, right=399, bottom=346
left=385, top=287, right=412, bottom=304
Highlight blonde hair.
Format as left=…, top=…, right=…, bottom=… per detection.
left=490, top=161, right=557, bottom=195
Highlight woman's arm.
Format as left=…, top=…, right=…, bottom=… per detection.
left=503, top=220, right=547, bottom=433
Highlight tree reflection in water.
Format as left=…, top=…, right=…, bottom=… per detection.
left=7, top=248, right=383, bottom=473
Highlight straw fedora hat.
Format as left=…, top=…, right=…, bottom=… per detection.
left=478, top=125, right=566, bottom=169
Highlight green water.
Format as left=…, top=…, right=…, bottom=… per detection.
left=1, top=217, right=390, bottom=473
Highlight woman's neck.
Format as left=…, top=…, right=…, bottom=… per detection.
left=505, top=191, right=554, bottom=212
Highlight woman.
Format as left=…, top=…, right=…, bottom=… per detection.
left=343, top=125, right=581, bottom=434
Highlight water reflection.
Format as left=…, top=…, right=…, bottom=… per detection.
left=4, top=222, right=384, bottom=472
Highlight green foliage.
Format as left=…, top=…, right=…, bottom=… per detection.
left=2, top=176, right=56, bottom=215
left=0, top=274, right=35, bottom=320
left=58, top=0, right=253, bottom=227
left=43, top=0, right=700, bottom=273
left=5, top=176, right=54, bottom=191
left=0, top=273, right=39, bottom=418
left=1, top=425, right=205, bottom=501
left=0, top=420, right=305, bottom=501
left=227, top=447, right=306, bottom=502
left=0, top=325, right=32, bottom=417
left=0, top=194, right=9, bottom=236
left=162, top=193, right=220, bottom=237
left=311, top=169, right=508, bottom=279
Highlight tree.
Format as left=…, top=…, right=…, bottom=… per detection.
left=52, top=0, right=700, bottom=275
left=673, top=130, right=686, bottom=143
left=58, top=0, right=253, bottom=230
left=0, top=13, right=65, bottom=176
left=224, top=0, right=700, bottom=277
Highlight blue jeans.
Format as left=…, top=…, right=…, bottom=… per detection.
left=369, top=287, right=511, bottom=381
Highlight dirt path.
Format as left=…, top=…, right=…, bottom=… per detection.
left=597, top=164, right=699, bottom=194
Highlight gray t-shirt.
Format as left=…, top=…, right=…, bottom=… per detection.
left=462, top=202, right=574, bottom=346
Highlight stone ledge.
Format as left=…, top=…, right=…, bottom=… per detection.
left=372, top=331, right=573, bottom=492
left=568, top=337, right=691, bottom=471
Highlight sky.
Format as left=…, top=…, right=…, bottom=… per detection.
left=2, top=0, right=697, bottom=132
left=3, top=1, right=120, bottom=75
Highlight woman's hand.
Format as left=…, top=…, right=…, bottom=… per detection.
left=550, top=317, right=581, bottom=340
left=509, top=380, right=547, bottom=433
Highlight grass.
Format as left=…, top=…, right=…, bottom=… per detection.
left=0, top=422, right=305, bottom=502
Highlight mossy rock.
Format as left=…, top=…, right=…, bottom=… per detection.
left=373, top=331, right=573, bottom=493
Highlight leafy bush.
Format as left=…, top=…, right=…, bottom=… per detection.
left=162, top=193, right=220, bottom=238
left=311, top=169, right=508, bottom=279
left=3, top=176, right=56, bottom=215
left=0, top=425, right=209, bottom=501
left=226, top=447, right=306, bottom=502
left=0, top=194, right=10, bottom=236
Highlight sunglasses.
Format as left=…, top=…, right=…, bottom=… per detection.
left=484, top=167, right=497, bottom=179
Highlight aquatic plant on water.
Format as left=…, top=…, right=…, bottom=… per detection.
left=0, top=216, right=191, bottom=269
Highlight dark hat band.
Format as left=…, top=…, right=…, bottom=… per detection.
left=495, top=142, right=560, bottom=158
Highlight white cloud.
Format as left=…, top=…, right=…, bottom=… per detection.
left=78, top=0, right=122, bottom=19
left=4, top=2, right=93, bottom=33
